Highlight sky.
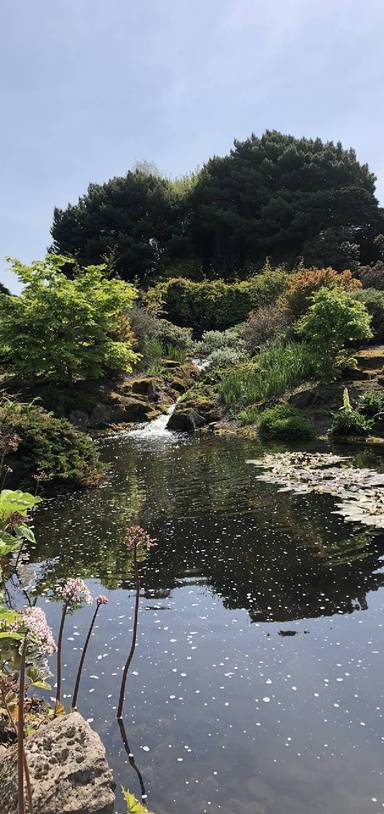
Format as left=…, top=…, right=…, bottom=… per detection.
left=1, top=0, right=384, bottom=293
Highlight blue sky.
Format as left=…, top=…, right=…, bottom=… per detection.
left=1, top=0, right=384, bottom=292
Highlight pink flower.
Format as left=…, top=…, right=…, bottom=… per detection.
left=124, top=525, right=155, bottom=551
left=21, top=607, right=56, bottom=655
left=96, top=595, right=108, bottom=605
left=57, top=578, right=92, bottom=607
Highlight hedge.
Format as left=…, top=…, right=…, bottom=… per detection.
left=146, top=271, right=289, bottom=333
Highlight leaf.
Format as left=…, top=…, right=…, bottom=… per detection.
left=0, top=631, right=23, bottom=640
left=54, top=702, right=66, bottom=716
left=0, top=538, right=21, bottom=555
left=0, top=490, right=42, bottom=521
left=121, top=788, right=149, bottom=814
left=16, top=524, right=36, bottom=544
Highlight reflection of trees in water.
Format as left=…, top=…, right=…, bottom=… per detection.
left=32, top=436, right=384, bottom=621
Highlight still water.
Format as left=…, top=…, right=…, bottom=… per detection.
left=30, top=430, right=384, bottom=814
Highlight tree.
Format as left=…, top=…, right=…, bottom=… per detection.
left=0, top=255, right=139, bottom=382
left=51, top=169, right=192, bottom=285
left=297, top=287, right=372, bottom=369
left=189, top=131, right=384, bottom=276
left=49, top=131, right=384, bottom=282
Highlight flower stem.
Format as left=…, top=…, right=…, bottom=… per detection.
left=117, top=543, right=140, bottom=719
left=18, top=636, right=28, bottom=814
left=2, top=691, right=33, bottom=814
left=55, top=601, right=68, bottom=715
left=72, top=602, right=101, bottom=711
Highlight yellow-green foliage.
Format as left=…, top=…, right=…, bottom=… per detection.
left=147, top=267, right=289, bottom=332
left=0, top=255, right=140, bottom=382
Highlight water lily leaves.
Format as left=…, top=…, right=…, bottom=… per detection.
left=248, top=452, right=384, bottom=529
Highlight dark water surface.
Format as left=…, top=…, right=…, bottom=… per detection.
left=30, top=431, right=384, bottom=814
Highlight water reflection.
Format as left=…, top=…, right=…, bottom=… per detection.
left=33, top=435, right=384, bottom=622
left=29, top=434, right=384, bottom=814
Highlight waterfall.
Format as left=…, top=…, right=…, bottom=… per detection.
left=128, top=401, right=177, bottom=439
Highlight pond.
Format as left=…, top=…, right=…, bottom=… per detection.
left=27, top=430, right=384, bottom=813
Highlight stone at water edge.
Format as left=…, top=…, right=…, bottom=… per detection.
left=0, top=711, right=115, bottom=814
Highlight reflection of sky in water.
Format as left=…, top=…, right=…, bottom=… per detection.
left=28, top=435, right=384, bottom=813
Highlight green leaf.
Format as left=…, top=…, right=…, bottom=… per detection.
left=0, top=490, right=42, bottom=522
left=16, top=524, right=36, bottom=544
left=0, top=631, right=23, bottom=641
left=121, top=788, right=149, bottom=813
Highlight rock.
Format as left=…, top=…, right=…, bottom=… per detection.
left=354, top=347, right=384, bottom=371
left=0, top=711, right=115, bottom=814
left=129, top=377, right=162, bottom=401
left=167, top=408, right=206, bottom=432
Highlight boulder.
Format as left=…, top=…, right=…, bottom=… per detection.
left=0, top=712, right=115, bottom=814
left=167, top=408, right=206, bottom=432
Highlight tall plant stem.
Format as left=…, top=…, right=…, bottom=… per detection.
left=72, top=602, right=101, bottom=710
left=117, top=544, right=140, bottom=719
left=2, top=690, right=33, bottom=814
left=18, top=636, right=28, bottom=814
left=55, top=601, right=68, bottom=715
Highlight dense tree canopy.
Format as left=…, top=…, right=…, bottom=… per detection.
left=51, top=131, right=384, bottom=282
left=51, top=170, right=191, bottom=285
left=0, top=255, right=139, bottom=382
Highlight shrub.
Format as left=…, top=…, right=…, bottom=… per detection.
left=157, top=319, right=193, bottom=355
left=238, top=406, right=260, bottom=425
left=331, top=409, right=373, bottom=436
left=259, top=403, right=314, bottom=440
left=352, top=289, right=384, bottom=342
left=0, top=256, right=139, bottom=382
left=0, top=399, right=103, bottom=489
left=297, top=287, right=372, bottom=370
left=128, top=304, right=160, bottom=352
left=209, top=347, right=246, bottom=368
left=278, top=267, right=361, bottom=320
left=331, top=388, right=373, bottom=436
left=194, top=326, right=246, bottom=357
left=357, top=390, right=384, bottom=416
left=356, top=261, right=384, bottom=290
left=242, top=305, right=289, bottom=352
left=219, top=341, right=318, bottom=407
left=146, top=268, right=289, bottom=333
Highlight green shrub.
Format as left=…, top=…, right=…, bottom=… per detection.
left=331, top=409, right=373, bottom=436
left=147, top=268, right=289, bottom=333
left=219, top=341, right=318, bottom=407
left=259, top=404, right=314, bottom=439
left=0, top=399, right=103, bottom=489
left=357, top=389, right=384, bottom=416
left=0, top=255, right=139, bottom=382
left=157, top=319, right=193, bottom=355
left=297, top=287, right=372, bottom=370
left=352, top=289, right=384, bottom=342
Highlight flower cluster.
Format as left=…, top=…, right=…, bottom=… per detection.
left=21, top=607, right=56, bottom=655
left=124, top=525, right=155, bottom=551
left=57, top=578, right=92, bottom=607
left=96, top=595, right=108, bottom=605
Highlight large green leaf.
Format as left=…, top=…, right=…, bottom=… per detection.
left=0, top=489, right=42, bottom=521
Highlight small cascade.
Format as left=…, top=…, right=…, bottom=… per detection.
left=129, top=401, right=177, bottom=439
